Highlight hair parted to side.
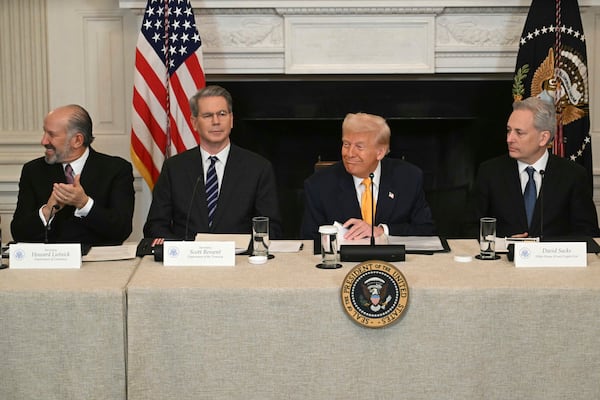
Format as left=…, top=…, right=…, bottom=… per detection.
left=513, top=96, right=557, bottom=142
left=342, top=112, right=391, bottom=153
left=65, top=104, right=94, bottom=146
left=189, top=85, right=233, bottom=117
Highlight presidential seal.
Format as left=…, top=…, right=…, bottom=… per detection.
left=341, top=260, right=409, bottom=328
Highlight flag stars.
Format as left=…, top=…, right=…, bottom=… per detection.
left=521, top=23, right=586, bottom=45
left=143, top=20, right=152, bottom=30
left=192, top=33, right=201, bottom=42
left=152, top=32, right=161, bottom=42
left=146, top=7, right=155, bottom=17
left=183, top=20, right=191, bottom=30
left=185, top=7, right=193, bottom=17
left=154, top=20, right=162, bottom=29
left=178, top=45, right=187, bottom=56
left=181, top=33, right=189, bottom=43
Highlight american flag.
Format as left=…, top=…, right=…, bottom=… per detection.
left=130, top=0, right=205, bottom=189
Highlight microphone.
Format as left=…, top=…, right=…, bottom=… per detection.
left=369, top=172, right=375, bottom=247
left=184, top=175, right=203, bottom=241
left=539, top=169, right=545, bottom=240
left=340, top=172, right=406, bottom=262
left=44, top=204, right=60, bottom=244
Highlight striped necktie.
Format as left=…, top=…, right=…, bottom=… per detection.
left=361, top=177, right=375, bottom=225
left=524, top=166, right=536, bottom=227
left=65, top=164, right=75, bottom=184
left=205, top=156, right=219, bottom=227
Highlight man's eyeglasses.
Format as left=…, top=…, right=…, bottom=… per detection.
left=198, top=110, right=231, bottom=120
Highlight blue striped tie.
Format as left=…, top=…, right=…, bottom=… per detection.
left=524, top=166, right=536, bottom=227
left=205, top=156, right=219, bottom=227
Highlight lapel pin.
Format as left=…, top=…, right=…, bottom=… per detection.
left=388, top=192, right=394, bottom=199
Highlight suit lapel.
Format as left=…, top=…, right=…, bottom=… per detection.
left=375, top=159, right=394, bottom=225
left=336, top=166, right=361, bottom=219
left=503, top=157, right=529, bottom=227
left=210, top=145, right=239, bottom=229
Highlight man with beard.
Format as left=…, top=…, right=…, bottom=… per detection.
left=11, top=104, right=134, bottom=245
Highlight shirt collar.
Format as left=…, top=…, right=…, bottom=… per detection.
left=352, top=161, right=382, bottom=190
left=63, top=147, right=90, bottom=176
left=200, top=144, right=230, bottom=164
left=517, top=150, right=549, bottom=174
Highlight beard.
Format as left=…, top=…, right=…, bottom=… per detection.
left=44, top=144, right=71, bottom=165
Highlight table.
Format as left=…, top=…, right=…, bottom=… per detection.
left=0, top=258, right=139, bottom=400
left=126, top=240, right=600, bottom=400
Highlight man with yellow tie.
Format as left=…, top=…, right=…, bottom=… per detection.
left=301, top=112, right=436, bottom=241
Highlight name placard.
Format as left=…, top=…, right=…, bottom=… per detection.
left=163, top=241, right=235, bottom=267
left=514, top=242, right=587, bottom=268
left=9, top=243, right=82, bottom=269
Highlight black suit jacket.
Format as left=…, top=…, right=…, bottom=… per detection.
left=143, top=144, right=282, bottom=239
left=301, top=158, right=436, bottom=240
left=473, top=153, right=599, bottom=238
left=11, top=148, right=135, bottom=245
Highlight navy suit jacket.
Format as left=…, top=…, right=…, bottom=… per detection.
left=11, top=148, right=134, bottom=245
left=144, top=144, right=282, bottom=239
left=474, top=153, right=599, bottom=238
left=301, top=158, right=436, bottom=240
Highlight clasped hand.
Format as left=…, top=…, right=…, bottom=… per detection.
left=342, top=218, right=384, bottom=240
left=47, top=174, right=89, bottom=212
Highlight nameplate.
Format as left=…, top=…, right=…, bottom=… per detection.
left=163, top=241, right=235, bottom=267
left=514, top=242, right=587, bottom=268
left=9, top=243, right=81, bottom=269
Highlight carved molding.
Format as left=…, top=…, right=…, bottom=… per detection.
left=275, top=7, right=444, bottom=15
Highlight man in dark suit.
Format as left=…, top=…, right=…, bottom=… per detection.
left=473, top=96, right=599, bottom=238
left=143, top=85, right=282, bottom=239
left=11, top=104, right=134, bottom=245
left=301, top=112, right=435, bottom=240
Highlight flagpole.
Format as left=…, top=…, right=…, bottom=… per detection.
left=162, top=0, right=172, bottom=159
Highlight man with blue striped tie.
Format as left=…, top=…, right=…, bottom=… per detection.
left=144, top=85, right=282, bottom=240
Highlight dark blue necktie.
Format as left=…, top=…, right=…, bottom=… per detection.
left=205, top=156, right=219, bottom=227
left=524, top=166, right=536, bottom=227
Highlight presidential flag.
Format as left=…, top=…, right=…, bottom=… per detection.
left=512, top=0, right=591, bottom=177
left=130, top=0, right=206, bottom=189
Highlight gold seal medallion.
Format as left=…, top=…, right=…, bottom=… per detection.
left=341, top=260, right=409, bottom=328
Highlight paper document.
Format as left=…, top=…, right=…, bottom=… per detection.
left=195, top=233, right=251, bottom=254
left=269, top=240, right=303, bottom=253
left=387, top=236, right=446, bottom=252
left=82, top=244, right=138, bottom=262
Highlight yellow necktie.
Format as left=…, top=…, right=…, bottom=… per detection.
left=361, top=177, right=376, bottom=225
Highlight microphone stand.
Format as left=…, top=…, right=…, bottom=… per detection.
left=44, top=204, right=60, bottom=244
left=539, top=169, right=544, bottom=240
left=370, top=172, right=375, bottom=246
left=184, top=175, right=203, bottom=241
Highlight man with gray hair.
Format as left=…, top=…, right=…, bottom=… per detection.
left=473, top=96, right=599, bottom=238
left=11, top=104, right=135, bottom=245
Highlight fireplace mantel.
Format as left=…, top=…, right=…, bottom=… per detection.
left=119, top=0, right=600, bottom=74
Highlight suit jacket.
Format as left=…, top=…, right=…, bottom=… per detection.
left=474, top=153, right=599, bottom=238
left=301, top=158, right=436, bottom=240
left=11, top=148, right=134, bottom=245
left=143, top=144, right=282, bottom=239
